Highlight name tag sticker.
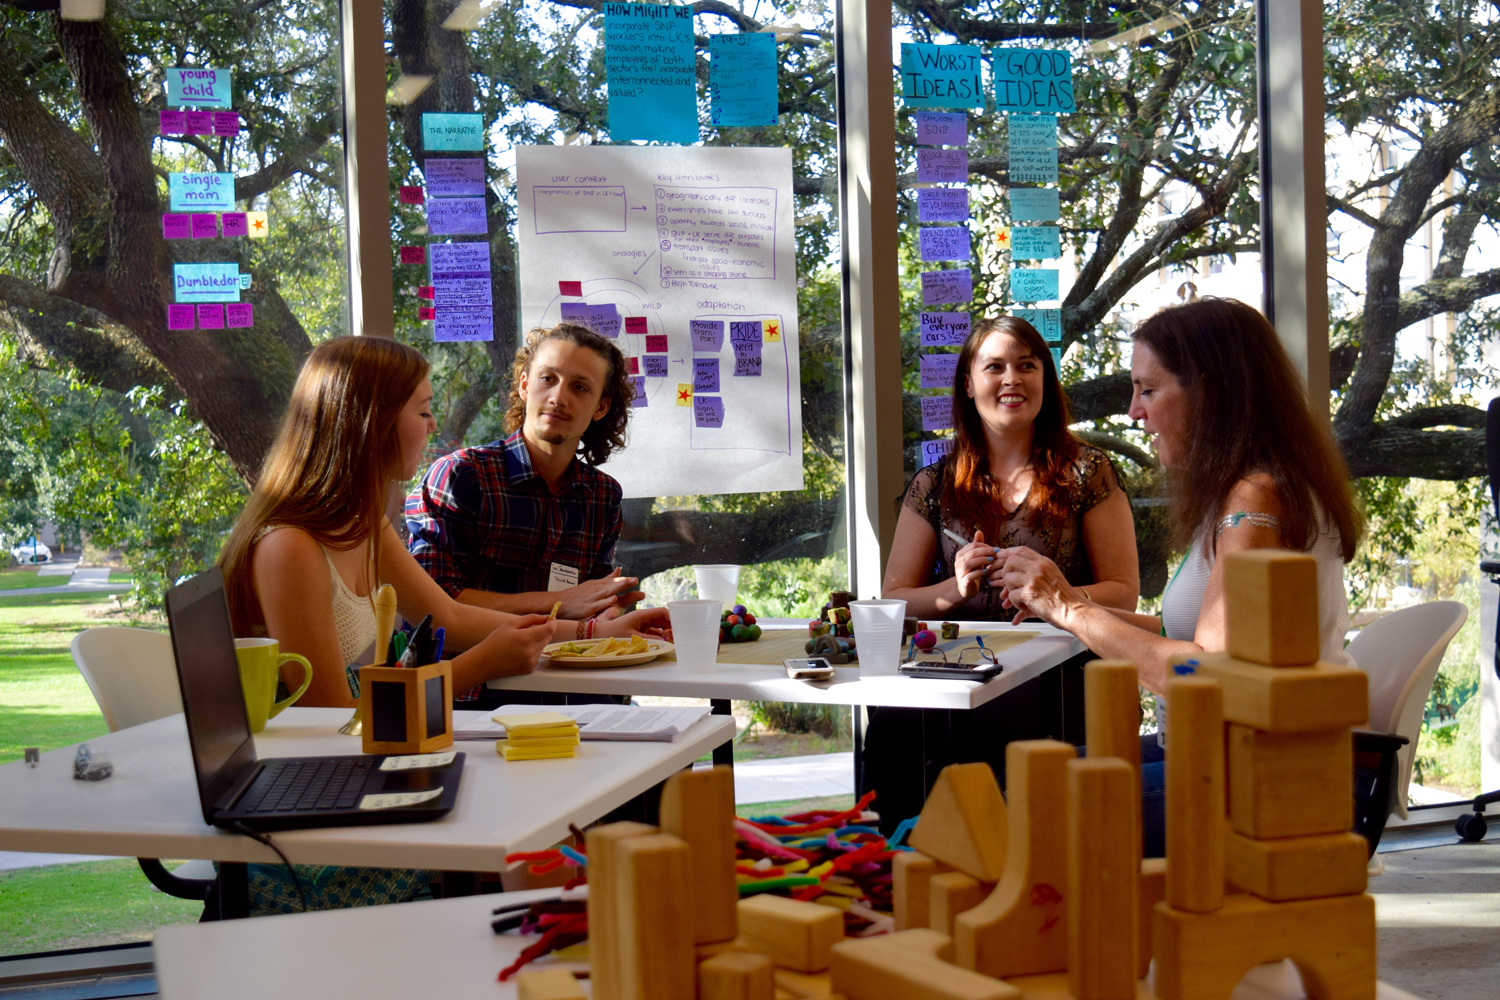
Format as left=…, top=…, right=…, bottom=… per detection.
left=548, top=563, right=581, bottom=592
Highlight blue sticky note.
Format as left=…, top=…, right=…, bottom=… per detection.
left=1011, top=225, right=1061, bottom=260
left=605, top=3, right=698, bottom=144
left=1009, top=115, right=1059, bottom=185
left=692, top=320, right=726, bottom=351
left=920, top=312, right=970, bottom=347
left=710, top=33, right=778, bottom=127
left=168, top=172, right=235, bottom=212
left=693, top=357, right=720, bottom=392
left=1010, top=188, right=1060, bottom=222
left=918, top=189, right=969, bottom=223
left=919, top=226, right=971, bottom=262
left=1011, top=268, right=1059, bottom=302
left=173, top=263, right=244, bottom=303
left=915, top=111, right=967, bottom=147
left=427, top=197, right=488, bottom=235
left=920, top=396, right=954, bottom=431
left=901, top=43, right=984, bottom=110
left=921, top=268, right=973, bottom=306
left=1050, top=347, right=1063, bottom=368
left=164, top=68, right=232, bottom=107
left=920, top=353, right=960, bottom=389
left=920, top=439, right=954, bottom=466
left=422, top=113, right=485, bottom=152
left=992, top=49, right=1075, bottom=113
left=694, top=395, right=725, bottom=428
left=1013, top=308, right=1062, bottom=343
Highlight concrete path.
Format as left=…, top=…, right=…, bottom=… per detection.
left=733, top=751, right=854, bottom=806
left=0, top=563, right=130, bottom=598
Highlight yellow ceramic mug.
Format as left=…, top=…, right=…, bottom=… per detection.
left=234, top=638, right=313, bottom=734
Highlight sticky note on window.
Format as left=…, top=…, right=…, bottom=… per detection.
left=920, top=439, right=954, bottom=466
left=915, top=111, right=966, bottom=147
left=399, top=246, right=426, bottom=264
left=694, top=395, right=724, bottom=428
left=417, top=286, right=435, bottom=299
left=992, top=49, right=1075, bottom=114
left=710, top=32, right=778, bottom=127
left=645, top=334, right=669, bottom=353
left=626, top=356, right=640, bottom=374
left=1010, top=268, right=1060, bottom=302
left=424, top=158, right=486, bottom=197
left=422, top=112, right=485, bottom=152
left=166, top=304, right=195, bottom=330
left=434, top=308, right=494, bottom=342
left=1013, top=307, right=1062, bottom=343
left=1009, top=114, right=1059, bottom=185
left=162, top=214, right=190, bottom=239
left=629, top=375, right=647, bottom=407
left=245, top=211, right=268, bottom=238
left=185, top=111, right=214, bottom=135
left=644, top=356, right=669, bottom=377
left=169, top=172, right=235, bottom=212
left=1011, top=225, right=1061, bottom=260
left=399, top=186, right=425, bottom=205
left=676, top=383, right=693, bottom=406
left=919, top=226, right=971, bottom=262
left=165, top=68, right=232, bottom=108
left=920, top=353, right=959, bottom=389
left=418, top=306, right=436, bottom=320
left=213, top=112, right=239, bottom=137
left=920, top=311, right=970, bottom=347
left=226, top=302, right=254, bottom=328
left=921, top=268, right=972, bottom=306
left=605, top=3, right=698, bottom=144
left=159, top=111, right=187, bottom=135
left=625, top=316, right=648, bottom=334
left=220, top=212, right=247, bottom=237
left=1051, top=347, right=1063, bottom=368
left=916, top=148, right=967, bottom=183
left=918, top=188, right=969, bottom=223
left=196, top=303, right=225, bottom=329
left=693, top=357, right=720, bottom=393
left=901, top=43, right=984, bottom=110
left=427, top=197, right=486, bottom=235
left=191, top=213, right=218, bottom=239
left=559, top=280, right=583, bottom=296
left=1010, top=188, right=1060, bottom=222
left=920, top=395, right=954, bottom=431
left=691, top=320, right=725, bottom=351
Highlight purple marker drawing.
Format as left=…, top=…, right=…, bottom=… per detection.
left=917, top=188, right=969, bottom=223
left=691, top=319, right=726, bottom=352
left=920, top=268, right=972, bottom=306
left=920, top=395, right=954, bottom=431
left=693, top=357, right=720, bottom=393
left=919, top=226, right=971, bottom=262
left=226, top=302, right=254, bottom=328
left=693, top=395, right=725, bottom=428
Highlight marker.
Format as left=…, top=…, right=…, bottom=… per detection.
left=432, top=627, right=445, bottom=664
left=941, top=527, right=971, bottom=547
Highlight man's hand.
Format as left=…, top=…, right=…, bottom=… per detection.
left=474, top=613, right=554, bottom=676
left=558, top=568, right=644, bottom=620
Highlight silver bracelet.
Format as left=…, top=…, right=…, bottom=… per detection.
left=1216, top=510, right=1281, bottom=535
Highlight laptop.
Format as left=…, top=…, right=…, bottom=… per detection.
left=165, top=567, right=463, bottom=832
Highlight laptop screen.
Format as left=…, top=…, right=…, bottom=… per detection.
left=164, top=568, right=257, bottom=824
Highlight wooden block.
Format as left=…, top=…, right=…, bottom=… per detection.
left=1184, top=654, right=1367, bottom=733
left=1003, top=972, right=1154, bottom=1000
left=737, top=894, right=845, bottom=974
left=909, top=762, right=1008, bottom=882
left=773, top=968, right=835, bottom=998
left=1165, top=676, right=1224, bottom=913
left=1226, top=830, right=1367, bottom=901
left=1084, top=659, right=1143, bottom=867
left=697, top=940, right=750, bottom=962
left=1137, top=859, right=1166, bottom=980
left=699, top=951, right=775, bottom=1000
left=1223, top=550, right=1320, bottom=666
left=1228, top=725, right=1352, bottom=838
left=613, top=832, right=696, bottom=1000
left=516, top=968, right=587, bottom=1000
left=1153, top=892, right=1376, bottom=1000
left=1067, top=758, right=1137, bottom=1000
left=830, top=928, right=1021, bottom=1000
left=586, top=821, right=658, bottom=1000
left=893, top=849, right=952, bottom=930
left=929, top=871, right=993, bottom=936
left=953, top=741, right=1074, bottom=978
left=660, top=764, right=738, bottom=944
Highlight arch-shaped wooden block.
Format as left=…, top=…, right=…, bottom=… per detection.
left=909, top=762, right=1009, bottom=882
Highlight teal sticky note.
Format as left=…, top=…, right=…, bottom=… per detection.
left=1011, top=225, right=1061, bottom=260
left=710, top=33, right=778, bottom=127
left=168, top=172, right=235, bottom=212
left=422, top=113, right=485, bottom=152
left=1009, top=115, right=1059, bottom=185
left=164, top=68, right=232, bottom=107
left=1010, top=268, right=1059, bottom=302
left=901, top=43, right=984, bottom=110
left=1013, top=308, right=1062, bottom=342
left=992, top=49, right=1075, bottom=113
left=605, top=3, right=698, bottom=143
left=173, top=263, right=244, bottom=303
left=1010, top=188, right=1060, bottom=222
left=1050, top=347, right=1063, bottom=368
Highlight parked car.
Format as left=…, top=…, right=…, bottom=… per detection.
left=10, top=540, right=52, bottom=565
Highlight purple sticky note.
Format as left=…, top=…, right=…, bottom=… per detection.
left=915, top=111, right=967, bottom=147
left=162, top=214, right=191, bottom=239
left=560, top=302, right=588, bottom=323
left=694, top=395, right=725, bottom=429
left=159, top=110, right=187, bottom=135
left=629, top=375, right=647, bottom=407
left=426, top=197, right=487, bottom=235
left=226, top=302, right=254, bottom=328
left=213, top=111, right=239, bottom=136
left=220, top=212, right=247, bottom=237
left=693, top=357, right=720, bottom=393
left=644, top=355, right=669, bottom=377
left=920, top=353, right=960, bottom=388
left=920, top=311, right=971, bottom=347
left=691, top=320, right=726, bottom=352
left=191, top=213, right=218, bottom=239
left=920, top=395, right=954, bottom=431
left=587, top=304, right=621, bottom=338
left=920, top=439, right=955, bottom=466
left=917, top=148, right=967, bottom=183
left=732, top=340, right=763, bottom=376
left=185, top=110, right=214, bottom=135
left=918, top=188, right=969, bottom=223
left=645, top=334, right=669, bottom=353
left=919, top=226, right=971, bottom=262
left=729, top=320, right=762, bottom=343
left=424, top=158, right=486, bottom=197
left=167, top=304, right=195, bottom=330
left=921, top=268, right=973, bottom=306
left=196, top=303, right=225, bottom=329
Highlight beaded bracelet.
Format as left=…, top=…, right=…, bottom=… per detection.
left=584, top=617, right=597, bottom=640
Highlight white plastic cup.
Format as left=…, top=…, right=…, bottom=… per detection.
left=694, top=564, right=741, bottom=610
left=667, top=599, right=723, bottom=665
left=849, top=599, right=907, bottom=675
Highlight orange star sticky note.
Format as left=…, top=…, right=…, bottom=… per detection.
left=995, top=227, right=1011, bottom=250
left=764, top=320, right=780, bottom=342
left=676, top=383, right=693, bottom=406
left=246, top=211, right=269, bottom=238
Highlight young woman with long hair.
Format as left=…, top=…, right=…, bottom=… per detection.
left=883, top=316, right=1139, bottom=619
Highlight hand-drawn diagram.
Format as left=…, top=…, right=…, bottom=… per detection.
left=517, top=146, right=801, bottom=498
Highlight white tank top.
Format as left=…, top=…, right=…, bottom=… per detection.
left=324, top=548, right=377, bottom=666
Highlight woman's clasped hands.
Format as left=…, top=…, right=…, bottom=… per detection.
left=990, top=546, right=1078, bottom=625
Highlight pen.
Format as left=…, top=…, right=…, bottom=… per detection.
left=941, top=527, right=971, bottom=547
left=432, top=626, right=445, bottom=664
left=406, top=615, right=433, bottom=666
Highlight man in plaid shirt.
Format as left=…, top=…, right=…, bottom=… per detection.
left=406, top=324, right=645, bottom=624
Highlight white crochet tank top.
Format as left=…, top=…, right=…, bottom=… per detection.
left=254, top=526, right=376, bottom=665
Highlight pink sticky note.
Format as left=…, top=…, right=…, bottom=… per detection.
left=220, top=212, right=247, bottom=237
left=417, top=286, right=435, bottom=299
left=645, top=335, right=669, bottom=353
left=196, top=303, right=225, bottom=329
left=226, top=303, right=254, bottom=328
left=559, top=280, right=583, bottom=296
left=398, top=186, right=425, bottom=205
left=213, top=111, right=239, bottom=136
left=626, top=357, right=640, bottom=374
left=418, top=306, right=436, bottom=320
left=625, top=316, right=647, bottom=334
left=159, top=111, right=187, bottom=135
left=167, top=304, right=195, bottom=330
left=162, top=214, right=190, bottom=239
left=399, top=246, right=425, bottom=264
left=191, top=213, right=218, bottom=239
left=185, top=110, right=213, bottom=135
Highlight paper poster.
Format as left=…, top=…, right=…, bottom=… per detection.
left=710, top=33, right=778, bottom=127
left=422, top=112, right=485, bottom=152
left=173, top=263, right=247, bottom=303
left=1011, top=225, right=1061, bottom=260
left=921, top=395, right=955, bottom=431
left=919, top=226, right=971, bottom=262
left=920, top=311, right=970, bottom=346
left=605, top=3, right=698, bottom=144
left=920, top=438, right=954, bottom=466
left=517, top=145, right=801, bottom=497
left=190, top=213, right=217, bottom=239
left=992, top=49, right=1075, bottom=114
left=1013, top=307, right=1062, bottom=342
left=916, top=148, right=967, bottom=183
left=1009, top=114, right=1059, bottom=185
left=429, top=242, right=494, bottom=342
left=168, top=172, right=235, bottom=212
left=1010, top=188, right=1060, bottom=221
left=165, top=68, right=232, bottom=107
left=900, top=43, right=984, bottom=110
left=425, top=159, right=486, bottom=197
left=921, top=268, right=972, bottom=306
left=920, top=353, right=959, bottom=389
left=427, top=197, right=487, bottom=235
left=221, top=212, right=248, bottom=237
left=162, top=214, right=190, bottom=239
left=918, top=188, right=969, bottom=223
left=1010, top=268, right=1059, bottom=302
left=915, top=111, right=966, bottom=147
left=226, top=303, right=254, bottom=328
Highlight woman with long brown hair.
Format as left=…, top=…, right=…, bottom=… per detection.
left=883, top=316, right=1139, bottom=619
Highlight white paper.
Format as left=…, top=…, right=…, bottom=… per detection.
left=454, top=703, right=713, bottom=742
left=516, top=146, right=803, bottom=498
left=358, top=787, right=443, bottom=810
left=378, top=751, right=457, bottom=771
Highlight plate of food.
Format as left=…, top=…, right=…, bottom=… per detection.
left=541, top=635, right=674, bottom=668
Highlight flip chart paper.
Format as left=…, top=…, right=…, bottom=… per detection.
left=992, top=49, right=1075, bottom=113
left=693, top=357, right=720, bottom=392
left=919, top=226, right=971, bottom=262
left=1013, top=307, right=1062, bottom=342
left=921, top=395, right=954, bottom=431
left=517, top=144, right=802, bottom=496
left=399, top=246, right=426, bottom=264
left=422, top=112, right=485, bottom=152
left=694, top=395, right=725, bottom=428
left=425, top=159, right=486, bottom=197
left=399, top=186, right=425, bottom=205
left=166, top=304, right=195, bottom=330
left=185, top=111, right=213, bottom=135
left=161, top=214, right=190, bottom=239
left=604, top=3, right=698, bottom=144
left=190, top=213, right=217, bottom=239
left=427, top=197, right=487, bottom=235
left=917, top=148, right=967, bottom=183
left=625, top=316, right=648, bottom=334
left=710, top=32, right=778, bottom=127
left=196, top=303, right=225, bottom=329
left=221, top=212, right=248, bottom=237
left=165, top=68, right=231, bottom=107
left=169, top=172, right=234, bottom=212
left=920, top=353, right=959, bottom=389
left=918, top=188, right=969, bottom=223
left=173, top=263, right=245, bottom=303
left=915, top=111, right=967, bottom=147
left=901, top=43, right=984, bottom=110
left=1011, top=225, right=1061, bottom=260
left=630, top=375, right=648, bottom=406
left=159, top=111, right=187, bottom=135
left=920, top=439, right=954, bottom=465
left=1010, top=268, right=1059, bottom=302
left=1010, top=188, right=1060, bottom=221
left=212, top=112, right=239, bottom=137
left=226, top=302, right=254, bottom=328
left=920, top=311, right=970, bottom=346
left=587, top=303, right=621, bottom=338
left=559, top=280, right=583, bottom=296
left=921, top=268, right=972, bottom=306
left=1009, top=114, right=1059, bottom=184
left=644, top=355, right=669, bottom=376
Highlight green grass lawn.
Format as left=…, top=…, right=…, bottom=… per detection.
left=0, top=859, right=202, bottom=954
left=0, top=568, right=72, bottom=591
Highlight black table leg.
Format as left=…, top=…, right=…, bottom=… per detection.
left=216, top=862, right=249, bottom=920
left=710, top=698, right=735, bottom=770
left=852, top=704, right=866, bottom=797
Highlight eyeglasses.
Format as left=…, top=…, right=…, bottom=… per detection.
left=908, top=642, right=998, bottom=668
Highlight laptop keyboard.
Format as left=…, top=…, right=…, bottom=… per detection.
left=241, top=758, right=375, bottom=813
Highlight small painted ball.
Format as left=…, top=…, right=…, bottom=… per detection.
left=913, top=629, right=938, bottom=651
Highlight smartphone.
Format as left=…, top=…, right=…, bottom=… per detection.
left=784, top=657, right=836, bottom=680
left=899, top=660, right=1005, bottom=681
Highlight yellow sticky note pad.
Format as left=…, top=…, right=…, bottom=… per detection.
left=506, top=726, right=579, bottom=741
left=497, top=740, right=577, bottom=761
left=246, top=211, right=269, bottom=238
left=501, top=736, right=580, bottom=750
left=492, top=711, right=575, bottom=732
left=676, top=383, right=693, bottom=406
left=995, top=227, right=1011, bottom=249
left=764, top=320, right=781, bottom=342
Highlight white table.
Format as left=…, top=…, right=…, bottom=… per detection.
left=153, top=886, right=1420, bottom=1000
